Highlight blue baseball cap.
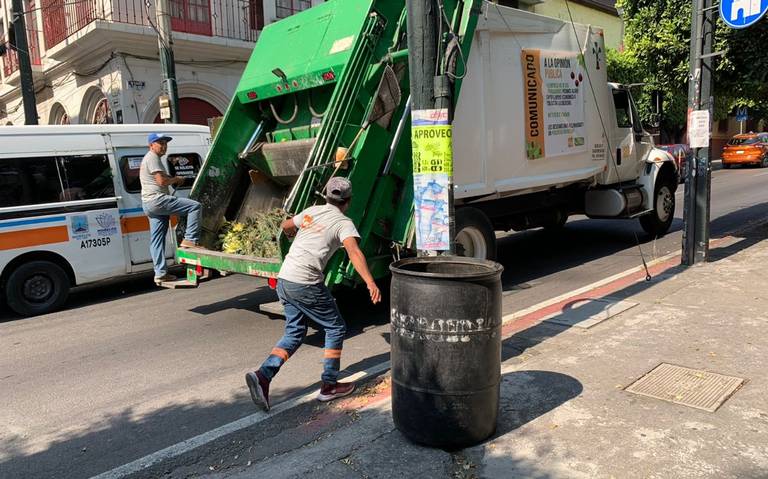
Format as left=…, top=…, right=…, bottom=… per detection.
left=148, top=133, right=173, bottom=144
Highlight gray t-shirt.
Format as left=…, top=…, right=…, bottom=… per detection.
left=278, top=204, right=360, bottom=284
left=139, top=150, right=170, bottom=203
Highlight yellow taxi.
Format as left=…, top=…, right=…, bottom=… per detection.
left=722, top=133, right=768, bottom=168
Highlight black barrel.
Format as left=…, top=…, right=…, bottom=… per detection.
left=389, top=256, right=504, bottom=449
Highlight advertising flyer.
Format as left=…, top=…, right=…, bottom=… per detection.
left=411, top=109, right=452, bottom=251
left=521, top=49, right=587, bottom=160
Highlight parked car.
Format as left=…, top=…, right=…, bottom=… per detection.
left=658, top=144, right=693, bottom=182
left=722, top=133, right=768, bottom=168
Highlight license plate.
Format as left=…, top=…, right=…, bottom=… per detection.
left=737, top=150, right=744, bottom=154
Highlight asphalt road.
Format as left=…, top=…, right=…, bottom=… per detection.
left=2, top=165, right=768, bottom=479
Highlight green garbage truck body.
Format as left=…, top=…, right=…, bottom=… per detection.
left=177, top=0, right=474, bottom=287
left=178, top=0, right=678, bottom=287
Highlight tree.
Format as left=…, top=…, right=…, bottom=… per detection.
left=609, top=0, right=768, bottom=142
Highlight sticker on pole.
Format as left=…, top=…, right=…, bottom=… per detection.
left=411, top=109, right=452, bottom=251
left=412, top=109, right=453, bottom=175
left=688, top=109, right=711, bottom=149
left=720, top=0, right=768, bottom=29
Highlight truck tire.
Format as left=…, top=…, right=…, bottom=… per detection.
left=5, top=261, right=70, bottom=317
left=455, top=208, right=497, bottom=261
left=639, top=176, right=675, bottom=237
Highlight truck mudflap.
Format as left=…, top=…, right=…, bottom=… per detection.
left=176, top=248, right=281, bottom=286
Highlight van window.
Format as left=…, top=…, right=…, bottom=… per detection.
left=0, top=155, right=114, bottom=208
left=613, top=90, right=632, bottom=129
left=167, top=153, right=202, bottom=189
left=119, top=153, right=202, bottom=193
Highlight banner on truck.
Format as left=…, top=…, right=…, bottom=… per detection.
left=521, top=49, right=587, bottom=160
left=412, top=109, right=452, bottom=251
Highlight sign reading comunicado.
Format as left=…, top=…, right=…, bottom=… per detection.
left=720, top=0, right=768, bottom=29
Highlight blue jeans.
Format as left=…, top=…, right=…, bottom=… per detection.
left=259, top=279, right=347, bottom=384
left=143, top=195, right=202, bottom=277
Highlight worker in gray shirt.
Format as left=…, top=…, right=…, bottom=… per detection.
left=140, top=133, right=203, bottom=284
left=246, top=177, right=381, bottom=411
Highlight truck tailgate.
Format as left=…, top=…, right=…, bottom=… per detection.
left=176, top=248, right=281, bottom=278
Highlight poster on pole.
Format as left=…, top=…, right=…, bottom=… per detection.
left=521, top=49, right=587, bottom=160
left=688, top=109, right=711, bottom=149
left=411, top=109, right=452, bottom=251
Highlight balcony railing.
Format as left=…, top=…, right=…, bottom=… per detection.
left=2, top=28, right=43, bottom=77
left=42, top=0, right=259, bottom=50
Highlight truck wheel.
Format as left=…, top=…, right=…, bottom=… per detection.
left=455, top=208, right=497, bottom=261
left=639, top=176, right=675, bottom=237
left=5, top=261, right=70, bottom=317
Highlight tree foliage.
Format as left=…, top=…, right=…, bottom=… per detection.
left=609, top=0, right=768, bottom=140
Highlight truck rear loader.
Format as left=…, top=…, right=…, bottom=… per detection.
left=176, top=0, right=677, bottom=290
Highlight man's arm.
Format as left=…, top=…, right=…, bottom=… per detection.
left=281, top=217, right=298, bottom=238
left=342, top=236, right=381, bottom=304
left=153, top=171, right=184, bottom=187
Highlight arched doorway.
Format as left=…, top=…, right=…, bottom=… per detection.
left=154, top=97, right=221, bottom=126
left=49, top=103, right=70, bottom=125
left=80, top=87, right=113, bottom=124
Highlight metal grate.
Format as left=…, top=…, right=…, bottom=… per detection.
left=625, top=363, right=745, bottom=412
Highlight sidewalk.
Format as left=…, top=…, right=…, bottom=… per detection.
left=133, top=222, right=768, bottom=479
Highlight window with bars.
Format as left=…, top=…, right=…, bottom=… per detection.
left=249, top=0, right=265, bottom=30
left=275, top=0, right=311, bottom=19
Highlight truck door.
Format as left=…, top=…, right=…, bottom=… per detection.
left=611, top=89, right=645, bottom=182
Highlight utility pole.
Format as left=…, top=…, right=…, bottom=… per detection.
left=682, top=0, right=714, bottom=266
left=155, top=0, right=179, bottom=123
left=11, top=0, right=38, bottom=124
left=407, top=0, right=456, bottom=255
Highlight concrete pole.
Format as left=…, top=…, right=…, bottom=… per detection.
left=11, top=0, right=38, bottom=124
left=407, top=0, right=456, bottom=255
left=682, top=0, right=713, bottom=266
left=156, top=0, right=180, bottom=123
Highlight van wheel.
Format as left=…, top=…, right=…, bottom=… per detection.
left=455, top=208, right=497, bottom=261
left=639, top=176, right=675, bottom=237
left=5, top=261, right=70, bottom=317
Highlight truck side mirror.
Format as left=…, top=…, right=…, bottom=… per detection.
left=650, top=90, right=663, bottom=124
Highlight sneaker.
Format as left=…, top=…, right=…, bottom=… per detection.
left=180, top=240, right=207, bottom=249
left=246, top=371, right=270, bottom=411
left=317, top=381, right=356, bottom=402
left=154, top=273, right=177, bottom=285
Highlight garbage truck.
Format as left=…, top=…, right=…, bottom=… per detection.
left=176, top=0, right=676, bottom=290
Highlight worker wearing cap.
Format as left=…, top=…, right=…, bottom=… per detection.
left=246, top=177, right=381, bottom=410
left=140, top=133, right=203, bottom=284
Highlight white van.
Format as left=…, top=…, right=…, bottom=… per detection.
left=0, top=124, right=211, bottom=316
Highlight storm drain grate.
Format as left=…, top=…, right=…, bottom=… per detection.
left=625, top=363, right=745, bottom=412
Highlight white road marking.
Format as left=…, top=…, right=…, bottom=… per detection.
left=90, top=361, right=391, bottom=479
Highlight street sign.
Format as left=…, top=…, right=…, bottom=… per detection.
left=736, top=107, right=748, bottom=122
left=720, top=0, right=768, bottom=29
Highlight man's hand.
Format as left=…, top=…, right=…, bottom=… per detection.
left=367, top=280, right=381, bottom=304
left=173, top=176, right=185, bottom=187
left=343, top=237, right=381, bottom=305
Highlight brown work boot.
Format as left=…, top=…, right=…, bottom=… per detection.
left=316, top=381, right=356, bottom=402
left=154, top=273, right=177, bottom=285
left=180, top=240, right=207, bottom=249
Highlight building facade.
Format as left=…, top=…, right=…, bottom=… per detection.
left=0, top=0, right=322, bottom=126
left=495, top=0, right=622, bottom=49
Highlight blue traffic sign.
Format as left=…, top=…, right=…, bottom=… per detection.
left=720, top=0, right=768, bottom=29
left=737, top=107, right=748, bottom=122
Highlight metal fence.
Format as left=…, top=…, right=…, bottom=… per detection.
left=42, top=0, right=258, bottom=49
left=2, top=28, right=42, bottom=77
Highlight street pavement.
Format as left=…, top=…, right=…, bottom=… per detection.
left=1, top=165, right=768, bottom=478
left=133, top=219, right=768, bottom=479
